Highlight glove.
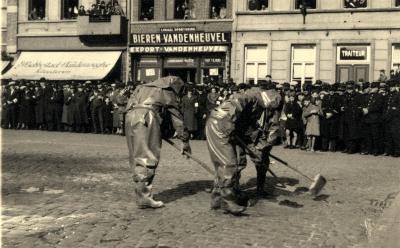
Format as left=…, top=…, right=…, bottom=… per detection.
left=181, top=141, right=192, bottom=159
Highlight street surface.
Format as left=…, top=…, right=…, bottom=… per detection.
left=2, top=130, right=399, bottom=248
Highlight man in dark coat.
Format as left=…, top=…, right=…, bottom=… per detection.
left=125, top=76, right=191, bottom=209
left=361, top=82, right=385, bottom=156
left=41, top=79, right=53, bottom=130
left=5, top=82, right=19, bottom=129
left=320, top=84, right=340, bottom=151
left=181, top=88, right=198, bottom=139
left=205, top=83, right=281, bottom=215
left=342, top=82, right=362, bottom=154
left=195, top=86, right=208, bottom=140
left=90, top=89, right=105, bottom=133
left=47, top=84, right=64, bottom=131
left=383, top=80, right=400, bottom=157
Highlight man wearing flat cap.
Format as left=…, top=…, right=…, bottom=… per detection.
left=361, top=82, right=385, bottom=155
left=382, top=80, right=400, bottom=157
left=342, top=81, right=362, bottom=153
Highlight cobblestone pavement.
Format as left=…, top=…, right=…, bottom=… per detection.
left=2, top=130, right=399, bottom=248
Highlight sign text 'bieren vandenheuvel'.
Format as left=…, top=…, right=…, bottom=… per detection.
left=132, top=32, right=231, bottom=45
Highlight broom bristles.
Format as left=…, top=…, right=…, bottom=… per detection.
left=309, top=174, right=327, bottom=196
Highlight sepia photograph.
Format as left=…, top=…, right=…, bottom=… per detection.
left=1, top=0, right=399, bottom=247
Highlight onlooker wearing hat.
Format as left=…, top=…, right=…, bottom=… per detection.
left=5, top=82, right=20, bottom=129
left=342, top=82, right=362, bottom=154
left=90, top=89, right=105, bottom=134
left=284, top=91, right=302, bottom=149
left=47, top=83, right=64, bottom=131
left=302, top=95, right=322, bottom=152
left=382, top=80, right=400, bottom=157
left=181, top=88, right=198, bottom=139
left=320, top=84, right=340, bottom=152
left=361, top=82, right=385, bottom=156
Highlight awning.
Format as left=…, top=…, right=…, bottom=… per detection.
left=2, top=51, right=121, bottom=80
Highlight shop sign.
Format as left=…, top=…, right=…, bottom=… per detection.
left=130, top=45, right=228, bottom=53
left=339, top=47, right=367, bottom=60
left=160, top=27, right=196, bottom=32
left=132, top=32, right=230, bottom=45
left=165, top=58, right=196, bottom=67
left=202, top=58, right=224, bottom=67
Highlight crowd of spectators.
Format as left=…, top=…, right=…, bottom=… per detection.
left=2, top=72, right=399, bottom=157
left=78, top=1, right=125, bottom=20
left=344, top=0, right=367, bottom=8
left=1, top=79, right=132, bottom=135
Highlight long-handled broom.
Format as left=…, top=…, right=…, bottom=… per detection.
left=234, top=136, right=327, bottom=196
left=163, top=138, right=281, bottom=180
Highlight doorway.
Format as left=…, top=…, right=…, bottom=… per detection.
left=336, top=65, right=369, bottom=83
left=163, top=68, right=197, bottom=83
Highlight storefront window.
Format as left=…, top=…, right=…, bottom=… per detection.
left=61, top=0, right=79, bottom=19
left=247, top=0, right=268, bottom=11
left=244, top=45, right=268, bottom=84
left=210, top=0, right=227, bottom=19
left=295, top=0, right=316, bottom=9
left=140, top=0, right=154, bottom=21
left=396, top=0, right=400, bottom=7
left=291, top=45, right=316, bottom=86
left=175, top=0, right=195, bottom=19
left=28, top=0, right=46, bottom=20
left=344, top=0, right=367, bottom=8
left=392, top=45, right=400, bottom=72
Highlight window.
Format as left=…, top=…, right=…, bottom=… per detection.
left=28, top=0, right=46, bottom=20
left=140, top=0, right=154, bottom=20
left=175, top=0, right=195, bottom=19
left=61, top=0, right=78, bottom=19
left=392, top=45, right=400, bottom=72
left=344, top=0, right=367, bottom=8
left=247, top=0, right=268, bottom=11
left=244, top=45, right=268, bottom=84
left=291, top=45, right=316, bottom=86
left=396, top=0, right=400, bottom=7
left=295, top=0, right=316, bottom=9
left=210, top=0, right=227, bottom=19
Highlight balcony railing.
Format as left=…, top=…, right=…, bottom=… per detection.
left=77, top=15, right=126, bottom=35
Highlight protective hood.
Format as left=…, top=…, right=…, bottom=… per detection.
left=146, top=76, right=185, bottom=95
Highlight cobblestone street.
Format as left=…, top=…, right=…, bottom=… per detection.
left=2, top=130, right=399, bottom=248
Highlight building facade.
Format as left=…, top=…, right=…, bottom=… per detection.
left=129, top=0, right=233, bottom=84
left=4, top=0, right=128, bottom=81
left=232, top=0, right=400, bottom=85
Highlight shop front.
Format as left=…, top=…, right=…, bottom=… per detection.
left=336, top=45, right=370, bottom=83
left=130, top=31, right=231, bottom=84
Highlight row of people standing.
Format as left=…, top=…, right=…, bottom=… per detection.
left=1, top=79, right=131, bottom=135
left=281, top=80, right=400, bottom=157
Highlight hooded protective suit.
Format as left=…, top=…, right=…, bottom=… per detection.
left=125, top=76, right=190, bottom=208
left=205, top=87, right=281, bottom=214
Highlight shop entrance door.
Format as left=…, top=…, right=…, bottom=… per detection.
left=336, top=65, right=369, bottom=83
left=163, top=68, right=197, bottom=83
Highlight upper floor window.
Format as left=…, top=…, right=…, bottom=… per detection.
left=81, top=0, right=125, bottom=21
left=210, top=0, right=227, bottom=19
left=28, top=0, right=46, bottom=20
left=175, top=0, right=195, bottom=19
left=247, top=0, right=268, bottom=11
left=140, top=0, right=154, bottom=20
left=61, top=0, right=78, bottom=19
left=344, top=0, right=367, bottom=8
left=295, top=0, right=316, bottom=9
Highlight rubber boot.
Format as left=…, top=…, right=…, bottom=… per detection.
left=220, top=188, right=246, bottom=215
left=210, top=188, right=222, bottom=210
left=135, top=183, right=164, bottom=209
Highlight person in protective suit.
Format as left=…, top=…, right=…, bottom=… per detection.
left=125, top=76, right=191, bottom=209
left=205, top=82, right=281, bottom=215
